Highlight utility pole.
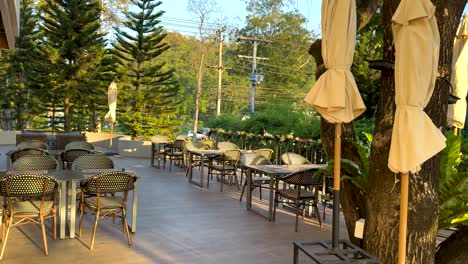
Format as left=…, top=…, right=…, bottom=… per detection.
left=237, top=36, right=269, bottom=113
left=208, top=26, right=230, bottom=116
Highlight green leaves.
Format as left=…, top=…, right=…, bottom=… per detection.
left=439, top=134, right=468, bottom=230
left=313, top=132, right=372, bottom=194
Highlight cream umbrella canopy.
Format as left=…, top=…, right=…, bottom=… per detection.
left=447, top=14, right=468, bottom=131
left=304, top=0, right=365, bottom=250
left=389, top=0, right=446, bottom=263
left=104, top=81, right=118, bottom=148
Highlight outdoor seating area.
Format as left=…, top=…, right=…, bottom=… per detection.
left=0, top=0, right=465, bottom=263
left=0, top=142, right=344, bottom=263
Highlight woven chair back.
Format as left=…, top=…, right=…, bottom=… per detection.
left=11, top=155, right=58, bottom=171
left=11, top=148, right=49, bottom=163
left=0, top=174, right=58, bottom=197
left=83, top=171, right=136, bottom=194
left=281, top=152, right=311, bottom=165
left=72, top=154, right=114, bottom=170
left=282, top=169, right=320, bottom=186
left=254, top=148, right=274, bottom=160
left=17, top=140, right=49, bottom=151
left=65, top=141, right=94, bottom=151
left=202, top=139, right=216, bottom=149
left=240, top=153, right=272, bottom=166
left=185, top=141, right=208, bottom=151
left=217, top=142, right=239, bottom=150
left=222, top=149, right=241, bottom=166
left=62, top=149, right=93, bottom=162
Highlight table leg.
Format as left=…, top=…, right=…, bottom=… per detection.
left=246, top=168, right=252, bottom=210
left=268, top=176, right=274, bottom=221
left=131, top=180, right=139, bottom=233
left=188, top=153, right=193, bottom=182
left=151, top=143, right=155, bottom=166
left=200, top=155, right=205, bottom=188
left=59, top=181, right=66, bottom=239
left=5, top=154, right=10, bottom=171
left=69, top=179, right=77, bottom=238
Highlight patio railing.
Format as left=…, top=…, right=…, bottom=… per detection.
left=210, top=130, right=326, bottom=165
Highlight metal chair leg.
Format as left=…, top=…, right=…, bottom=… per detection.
left=239, top=181, right=247, bottom=202
left=295, top=201, right=300, bottom=232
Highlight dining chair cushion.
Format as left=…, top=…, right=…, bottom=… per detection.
left=12, top=201, right=55, bottom=214
left=85, top=196, right=123, bottom=209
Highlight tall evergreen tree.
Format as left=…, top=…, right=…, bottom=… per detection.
left=0, top=0, right=41, bottom=130
left=40, top=0, right=105, bottom=131
left=113, top=0, right=179, bottom=138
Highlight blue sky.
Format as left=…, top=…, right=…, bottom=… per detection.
left=160, top=0, right=322, bottom=37
left=160, top=0, right=467, bottom=38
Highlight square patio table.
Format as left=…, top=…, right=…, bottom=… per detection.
left=151, top=141, right=171, bottom=168
left=244, top=164, right=327, bottom=221
left=187, top=149, right=223, bottom=188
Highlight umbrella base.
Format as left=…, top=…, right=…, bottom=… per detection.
left=293, top=239, right=379, bottom=264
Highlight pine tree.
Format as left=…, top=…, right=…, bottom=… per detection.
left=113, top=0, right=179, bottom=138
left=0, top=0, right=41, bottom=130
left=40, top=0, right=105, bottom=131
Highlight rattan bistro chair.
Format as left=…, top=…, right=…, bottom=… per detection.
left=78, top=171, right=137, bottom=250
left=238, top=148, right=273, bottom=185
left=239, top=153, right=272, bottom=202
left=184, top=141, right=209, bottom=177
left=273, top=169, right=322, bottom=232
left=11, top=155, right=58, bottom=171
left=164, top=139, right=185, bottom=170
left=65, top=141, right=95, bottom=151
left=17, top=140, right=49, bottom=151
left=281, top=152, right=312, bottom=165
left=208, top=149, right=241, bottom=192
left=254, top=148, right=274, bottom=160
left=72, top=154, right=114, bottom=170
left=61, top=149, right=93, bottom=169
left=10, top=148, right=49, bottom=164
left=0, top=174, right=59, bottom=259
left=217, top=141, right=239, bottom=150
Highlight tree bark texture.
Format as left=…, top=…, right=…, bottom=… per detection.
left=364, top=1, right=466, bottom=264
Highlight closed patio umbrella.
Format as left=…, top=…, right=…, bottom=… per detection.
left=304, top=0, right=365, bottom=250
left=447, top=14, right=468, bottom=132
left=104, top=81, right=118, bottom=148
left=389, top=0, right=446, bottom=263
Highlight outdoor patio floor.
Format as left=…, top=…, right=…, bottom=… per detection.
left=0, top=148, right=348, bottom=264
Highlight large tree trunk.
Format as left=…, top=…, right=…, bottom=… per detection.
left=364, top=1, right=466, bottom=263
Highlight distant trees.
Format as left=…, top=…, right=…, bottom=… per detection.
left=234, top=0, right=315, bottom=109
left=0, top=0, right=321, bottom=135
left=0, top=0, right=41, bottom=130
left=113, top=0, right=179, bottom=138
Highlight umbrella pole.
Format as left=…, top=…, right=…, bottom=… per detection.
left=109, top=122, right=114, bottom=149
left=398, top=172, right=409, bottom=264
left=332, top=123, right=341, bottom=250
